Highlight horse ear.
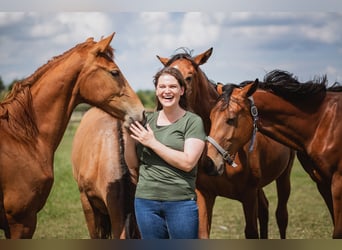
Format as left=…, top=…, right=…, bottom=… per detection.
left=94, top=32, right=115, bottom=53
left=216, top=82, right=224, bottom=95
left=242, top=79, right=259, bottom=98
left=156, top=55, right=169, bottom=66
left=193, top=47, right=213, bottom=66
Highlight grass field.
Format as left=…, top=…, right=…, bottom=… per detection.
left=0, top=122, right=333, bottom=239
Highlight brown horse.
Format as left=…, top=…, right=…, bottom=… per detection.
left=208, top=70, right=342, bottom=238
left=157, top=49, right=295, bottom=238
left=72, top=107, right=141, bottom=239
left=0, top=33, right=145, bottom=239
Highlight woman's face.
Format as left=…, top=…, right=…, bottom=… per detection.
left=156, top=73, right=184, bottom=109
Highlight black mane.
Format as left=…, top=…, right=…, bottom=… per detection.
left=219, top=69, right=342, bottom=107
left=260, top=70, right=328, bottom=99
left=165, top=47, right=198, bottom=68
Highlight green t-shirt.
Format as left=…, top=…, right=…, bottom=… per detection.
left=135, top=111, right=206, bottom=201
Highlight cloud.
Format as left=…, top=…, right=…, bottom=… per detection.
left=0, top=12, right=341, bottom=91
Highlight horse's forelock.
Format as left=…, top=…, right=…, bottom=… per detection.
left=218, top=84, right=238, bottom=111
left=166, top=53, right=198, bottom=68
left=105, top=46, right=115, bottom=60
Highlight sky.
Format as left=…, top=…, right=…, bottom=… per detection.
left=1, top=10, right=342, bottom=91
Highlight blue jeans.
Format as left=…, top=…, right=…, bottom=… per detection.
left=134, top=198, right=199, bottom=239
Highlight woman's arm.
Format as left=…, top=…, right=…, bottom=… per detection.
left=129, top=121, right=205, bottom=172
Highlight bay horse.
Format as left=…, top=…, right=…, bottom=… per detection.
left=157, top=49, right=295, bottom=238
left=0, top=33, right=145, bottom=239
left=207, top=70, right=342, bottom=238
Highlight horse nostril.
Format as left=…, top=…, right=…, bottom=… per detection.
left=203, top=157, right=220, bottom=176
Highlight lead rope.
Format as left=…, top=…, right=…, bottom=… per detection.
left=248, top=96, right=259, bottom=152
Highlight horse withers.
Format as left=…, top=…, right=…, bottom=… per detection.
left=0, top=33, right=145, bottom=238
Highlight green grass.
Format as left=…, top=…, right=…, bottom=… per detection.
left=0, top=122, right=334, bottom=239
left=211, top=158, right=333, bottom=239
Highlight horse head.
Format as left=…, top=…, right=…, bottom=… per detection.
left=156, top=47, right=217, bottom=134
left=77, top=33, right=145, bottom=128
left=156, top=47, right=212, bottom=100
left=206, top=80, right=259, bottom=175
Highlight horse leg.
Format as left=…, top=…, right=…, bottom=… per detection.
left=4, top=174, right=53, bottom=238
left=331, top=171, right=342, bottom=238
left=196, top=188, right=216, bottom=239
left=274, top=165, right=292, bottom=239
left=297, top=152, right=334, bottom=223
left=79, top=191, right=101, bottom=238
left=242, top=189, right=259, bottom=239
left=5, top=213, right=37, bottom=239
left=257, top=189, right=269, bottom=239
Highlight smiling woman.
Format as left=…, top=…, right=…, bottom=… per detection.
left=128, top=66, right=206, bottom=239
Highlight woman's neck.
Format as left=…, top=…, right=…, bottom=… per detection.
left=158, top=106, right=186, bottom=125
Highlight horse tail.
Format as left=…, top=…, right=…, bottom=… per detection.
left=124, top=212, right=140, bottom=239
left=94, top=208, right=112, bottom=239
left=118, top=120, right=141, bottom=239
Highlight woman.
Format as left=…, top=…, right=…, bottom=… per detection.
left=129, top=67, right=206, bottom=239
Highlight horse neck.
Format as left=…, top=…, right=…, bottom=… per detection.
left=253, top=90, right=315, bottom=151
left=30, top=56, right=82, bottom=150
left=188, top=72, right=219, bottom=134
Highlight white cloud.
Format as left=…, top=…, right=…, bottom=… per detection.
left=140, top=12, right=171, bottom=32
left=0, top=12, right=341, bottom=90
left=0, top=12, right=25, bottom=26
left=178, top=13, right=221, bottom=46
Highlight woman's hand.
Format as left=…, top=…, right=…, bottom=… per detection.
left=130, top=120, right=205, bottom=172
left=129, top=121, right=155, bottom=148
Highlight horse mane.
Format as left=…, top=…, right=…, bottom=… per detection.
left=0, top=37, right=114, bottom=143
left=260, top=69, right=328, bottom=100
left=0, top=82, right=38, bottom=142
left=165, top=47, right=198, bottom=68
left=327, top=81, right=342, bottom=92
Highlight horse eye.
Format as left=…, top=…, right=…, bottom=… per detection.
left=185, top=76, right=192, bottom=83
left=110, top=70, right=120, bottom=77
left=226, top=118, right=235, bottom=126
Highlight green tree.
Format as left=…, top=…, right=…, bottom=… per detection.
left=0, top=76, right=6, bottom=100
left=137, top=89, right=156, bottom=110
left=0, top=76, right=4, bottom=92
left=8, top=78, right=22, bottom=91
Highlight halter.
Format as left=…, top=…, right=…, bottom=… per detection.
left=248, top=96, right=259, bottom=152
left=206, top=96, right=259, bottom=168
left=206, top=135, right=238, bottom=167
